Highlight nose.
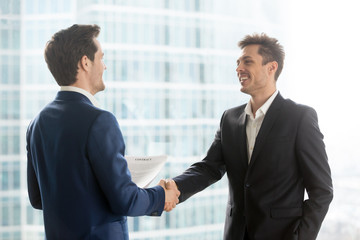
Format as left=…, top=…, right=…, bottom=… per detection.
left=236, top=63, right=243, bottom=74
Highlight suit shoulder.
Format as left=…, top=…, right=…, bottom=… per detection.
left=224, top=104, right=246, bottom=115
left=282, top=98, right=316, bottom=113
left=96, top=109, right=118, bottom=122
left=34, top=100, right=117, bottom=127
left=72, top=101, right=117, bottom=121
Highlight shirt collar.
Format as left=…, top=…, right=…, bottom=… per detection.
left=245, top=89, right=279, bottom=117
left=60, top=86, right=101, bottom=108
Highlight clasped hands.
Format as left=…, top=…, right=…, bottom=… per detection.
left=158, top=179, right=180, bottom=212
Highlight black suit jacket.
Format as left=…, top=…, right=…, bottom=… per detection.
left=173, top=93, right=333, bottom=240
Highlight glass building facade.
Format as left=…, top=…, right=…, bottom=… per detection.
left=2, top=1, right=335, bottom=240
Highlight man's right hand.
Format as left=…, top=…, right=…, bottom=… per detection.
left=158, top=179, right=180, bottom=212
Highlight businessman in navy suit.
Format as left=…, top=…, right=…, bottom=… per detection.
left=26, top=24, right=180, bottom=240
left=166, top=33, right=333, bottom=240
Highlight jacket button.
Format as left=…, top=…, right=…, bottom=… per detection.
left=245, top=183, right=251, bottom=188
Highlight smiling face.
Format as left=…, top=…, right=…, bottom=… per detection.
left=236, top=44, right=276, bottom=98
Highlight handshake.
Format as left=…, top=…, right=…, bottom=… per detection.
left=158, top=179, right=181, bottom=212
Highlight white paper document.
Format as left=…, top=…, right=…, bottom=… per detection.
left=125, top=155, right=167, bottom=188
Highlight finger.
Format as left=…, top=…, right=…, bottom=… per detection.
left=165, top=180, right=172, bottom=189
left=165, top=203, right=173, bottom=212
left=159, top=179, right=166, bottom=186
left=165, top=202, right=172, bottom=208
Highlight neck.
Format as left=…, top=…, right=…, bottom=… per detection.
left=71, top=77, right=95, bottom=95
left=250, top=88, right=277, bottom=116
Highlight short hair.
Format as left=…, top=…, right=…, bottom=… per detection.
left=44, top=24, right=100, bottom=86
left=238, top=33, right=285, bottom=81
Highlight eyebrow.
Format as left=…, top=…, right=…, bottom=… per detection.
left=237, top=56, right=252, bottom=65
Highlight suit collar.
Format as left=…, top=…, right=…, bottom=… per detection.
left=248, top=92, right=285, bottom=166
left=55, top=91, right=94, bottom=106
left=60, top=86, right=101, bottom=108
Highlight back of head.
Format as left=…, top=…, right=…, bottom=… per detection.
left=44, top=24, right=100, bottom=86
left=238, top=33, right=285, bottom=81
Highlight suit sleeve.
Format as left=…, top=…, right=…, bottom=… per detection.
left=296, top=107, right=333, bottom=239
left=26, top=123, right=43, bottom=210
left=173, top=112, right=227, bottom=202
left=87, top=111, right=165, bottom=216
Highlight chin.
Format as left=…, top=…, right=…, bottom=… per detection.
left=94, top=85, right=105, bottom=94
left=99, top=82, right=106, bottom=91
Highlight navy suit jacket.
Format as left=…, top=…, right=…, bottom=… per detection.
left=173, top=93, right=333, bottom=240
left=27, top=91, right=165, bottom=240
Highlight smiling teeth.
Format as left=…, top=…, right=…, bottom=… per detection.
left=240, top=77, right=248, bottom=81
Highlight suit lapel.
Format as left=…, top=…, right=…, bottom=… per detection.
left=238, top=110, right=249, bottom=168
left=249, top=93, right=285, bottom=167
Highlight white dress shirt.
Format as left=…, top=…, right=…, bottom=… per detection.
left=245, top=90, right=279, bottom=163
left=60, top=86, right=101, bottom=108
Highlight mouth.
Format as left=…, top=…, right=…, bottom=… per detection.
left=239, top=75, right=249, bottom=85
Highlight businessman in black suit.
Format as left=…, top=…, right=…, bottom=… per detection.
left=165, top=33, right=333, bottom=240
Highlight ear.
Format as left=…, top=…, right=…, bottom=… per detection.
left=268, top=61, right=278, bottom=74
left=79, top=55, right=90, bottom=71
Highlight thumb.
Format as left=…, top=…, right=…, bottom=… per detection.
left=158, top=179, right=166, bottom=188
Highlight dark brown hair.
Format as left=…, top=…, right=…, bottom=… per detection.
left=238, top=33, right=284, bottom=80
left=44, top=24, right=100, bottom=86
